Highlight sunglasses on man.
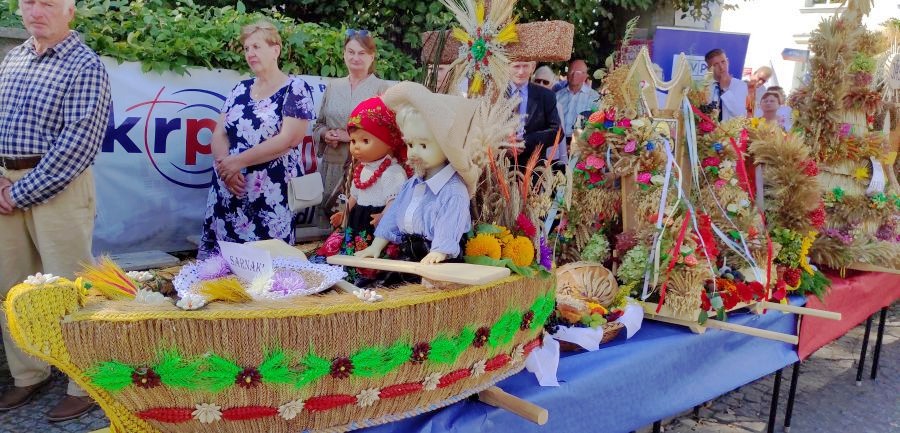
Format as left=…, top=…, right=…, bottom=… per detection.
left=533, top=78, right=550, bottom=86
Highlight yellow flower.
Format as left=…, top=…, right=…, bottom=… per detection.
left=750, top=117, right=761, bottom=129
left=502, top=236, right=535, bottom=267
left=799, top=231, right=817, bottom=275
left=497, top=226, right=514, bottom=245
left=465, top=233, right=502, bottom=260
left=853, top=167, right=869, bottom=181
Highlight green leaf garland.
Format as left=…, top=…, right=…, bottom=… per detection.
left=259, top=349, right=294, bottom=385
left=155, top=349, right=204, bottom=390
left=87, top=361, right=134, bottom=392
left=201, top=354, right=242, bottom=392
left=295, top=352, right=331, bottom=388
left=489, top=310, right=523, bottom=348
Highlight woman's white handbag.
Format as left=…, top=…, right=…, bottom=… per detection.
left=286, top=172, right=324, bottom=213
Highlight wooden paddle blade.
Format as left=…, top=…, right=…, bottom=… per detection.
left=326, top=256, right=511, bottom=285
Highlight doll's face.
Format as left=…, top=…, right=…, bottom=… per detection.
left=402, top=121, right=447, bottom=177
left=349, top=129, right=392, bottom=163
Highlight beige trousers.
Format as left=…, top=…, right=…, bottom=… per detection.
left=0, top=167, right=93, bottom=396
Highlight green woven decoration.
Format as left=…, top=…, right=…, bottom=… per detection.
left=201, top=354, right=242, bottom=392
left=530, top=290, right=556, bottom=331
left=295, top=351, right=331, bottom=387
left=259, top=349, right=294, bottom=385
left=382, top=341, right=413, bottom=371
left=489, top=310, right=523, bottom=348
left=88, top=361, right=134, bottom=392
left=154, top=349, right=203, bottom=390
left=349, top=346, right=392, bottom=378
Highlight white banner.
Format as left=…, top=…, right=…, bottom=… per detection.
left=93, top=58, right=327, bottom=254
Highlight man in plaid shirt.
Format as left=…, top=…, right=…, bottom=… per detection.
left=0, top=0, right=111, bottom=421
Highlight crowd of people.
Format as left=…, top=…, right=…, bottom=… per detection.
left=0, top=0, right=797, bottom=423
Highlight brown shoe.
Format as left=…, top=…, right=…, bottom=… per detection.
left=46, top=395, right=96, bottom=422
left=0, top=376, right=52, bottom=411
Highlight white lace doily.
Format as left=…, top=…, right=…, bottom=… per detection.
left=175, top=257, right=346, bottom=301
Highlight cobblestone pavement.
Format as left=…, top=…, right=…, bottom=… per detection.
left=1, top=304, right=896, bottom=433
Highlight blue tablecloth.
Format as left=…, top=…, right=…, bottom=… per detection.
left=360, top=298, right=802, bottom=433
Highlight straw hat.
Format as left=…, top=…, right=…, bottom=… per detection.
left=381, top=81, right=480, bottom=196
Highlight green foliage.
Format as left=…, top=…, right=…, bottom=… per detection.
left=191, top=0, right=725, bottom=67
left=0, top=0, right=417, bottom=79
left=795, top=269, right=831, bottom=302
left=259, top=348, right=295, bottom=385
left=349, top=346, right=393, bottom=378
left=617, top=245, right=650, bottom=285
left=581, top=232, right=611, bottom=263
left=154, top=349, right=204, bottom=390
left=428, top=328, right=474, bottom=364
left=382, top=341, right=413, bottom=371
left=87, top=361, right=134, bottom=392
left=771, top=227, right=803, bottom=268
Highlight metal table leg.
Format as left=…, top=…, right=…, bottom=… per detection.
left=652, top=420, right=662, bottom=433
left=784, top=361, right=801, bottom=432
left=870, top=306, right=888, bottom=380
left=767, top=369, right=783, bottom=433
left=856, top=314, right=873, bottom=385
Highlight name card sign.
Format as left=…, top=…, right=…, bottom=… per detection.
left=218, top=241, right=273, bottom=282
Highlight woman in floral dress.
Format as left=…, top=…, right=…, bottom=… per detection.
left=198, top=21, right=316, bottom=258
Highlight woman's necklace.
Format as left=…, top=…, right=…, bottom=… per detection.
left=353, top=158, right=393, bottom=190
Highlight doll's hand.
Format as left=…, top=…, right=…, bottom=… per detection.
left=369, top=212, right=383, bottom=227
left=420, top=251, right=447, bottom=264
left=330, top=211, right=345, bottom=227
left=355, top=246, right=380, bottom=258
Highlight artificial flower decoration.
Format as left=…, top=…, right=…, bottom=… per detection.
left=588, top=111, right=605, bottom=123
left=24, top=272, right=60, bottom=286
left=473, top=327, right=490, bottom=348
left=176, top=293, right=207, bottom=311
left=412, top=342, right=431, bottom=363
left=356, top=388, right=381, bottom=407
left=131, top=368, right=161, bottom=389
left=236, top=367, right=262, bottom=388
left=853, top=166, right=869, bottom=181
left=465, top=233, right=503, bottom=259
left=623, top=140, right=637, bottom=153
left=502, top=236, right=536, bottom=267
left=193, top=403, right=222, bottom=424
left=278, top=400, right=304, bottom=420
left=516, top=213, right=537, bottom=238
left=471, top=359, right=487, bottom=377
left=423, top=372, right=442, bottom=391
left=353, top=288, right=384, bottom=303
left=330, top=357, right=354, bottom=379
left=511, top=344, right=525, bottom=363
left=126, top=271, right=153, bottom=283
left=446, top=0, right=518, bottom=95
left=588, top=131, right=606, bottom=148
left=197, top=255, right=231, bottom=280
left=133, top=289, right=170, bottom=305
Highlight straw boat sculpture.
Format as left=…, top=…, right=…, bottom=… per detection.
left=5, top=273, right=554, bottom=433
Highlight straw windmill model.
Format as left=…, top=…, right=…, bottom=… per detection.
left=791, top=0, right=900, bottom=272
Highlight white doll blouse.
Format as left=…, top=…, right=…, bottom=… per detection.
left=350, top=156, right=409, bottom=207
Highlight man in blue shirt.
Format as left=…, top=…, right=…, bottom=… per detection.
left=555, top=59, right=599, bottom=148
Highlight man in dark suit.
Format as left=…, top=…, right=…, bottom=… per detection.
left=505, top=61, right=561, bottom=168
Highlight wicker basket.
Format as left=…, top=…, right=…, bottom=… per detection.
left=556, top=322, right=624, bottom=352
left=5, top=274, right=555, bottom=433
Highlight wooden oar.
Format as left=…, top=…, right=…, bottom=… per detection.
left=755, top=301, right=842, bottom=320
left=326, top=255, right=511, bottom=285
left=478, top=386, right=548, bottom=425
left=647, top=313, right=799, bottom=344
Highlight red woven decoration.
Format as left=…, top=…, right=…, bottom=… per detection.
left=304, top=394, right=357, bottom=412
left=379, top=382, right=424, bottom=399
left=221, top=406, right=278, bottom=421
left=484, top=354, right=511, bottom=372
left=523, top=337, right=542, bottom=356
left=137, top=408, right=193, bottom=423
left=437, top=369, right=471, bottom=388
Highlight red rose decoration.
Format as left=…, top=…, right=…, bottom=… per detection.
left=782, top=268, right=801, bottom=287
left=699, top=120, right=716, bottom=134
left=803, top=160, right=819, bottom=177
left=616, top=118, right=632, bottom=128
left=385, top=243, right=401, bottom=259
left=808, top=204, right=826, bottom=228
left=588, top=132, right=606, bottom=148
left=702, top=156, right=721, bottom=168
left=316, top=231, right=344, bottom=257
left=700, top=291, right=712, bottom=311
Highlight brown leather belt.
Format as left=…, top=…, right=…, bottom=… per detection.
left=0, top=155, right=42, bottom=170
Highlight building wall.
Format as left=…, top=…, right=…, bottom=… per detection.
left=719, top=0, right=899, bottom=93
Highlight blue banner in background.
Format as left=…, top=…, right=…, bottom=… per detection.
left=651, top=27, right=750, bottom=81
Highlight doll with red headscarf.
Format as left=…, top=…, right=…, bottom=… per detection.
left=316, top=97, right=409, bottom=266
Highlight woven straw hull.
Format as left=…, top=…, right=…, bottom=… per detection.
left=5, top=276, right=554, bottom=433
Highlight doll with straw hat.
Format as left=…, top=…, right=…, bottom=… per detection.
left=355, top=82, right=481, bottom=265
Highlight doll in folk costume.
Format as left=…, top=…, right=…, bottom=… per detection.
left=355, top=82, right=480, bottom=268
left=316, top=97, right=410, bottom=275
